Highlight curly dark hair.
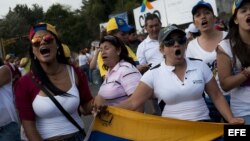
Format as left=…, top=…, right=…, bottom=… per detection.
left=99, top=35, right=136, bottom=70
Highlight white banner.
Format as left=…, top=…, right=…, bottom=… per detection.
left=133, top=0, right=168, bottom=34
left=99, top=22, right=107, bottom=33
left=133, top=0, right=217, bottom=33
left=164, top=0, right=218, bottom=25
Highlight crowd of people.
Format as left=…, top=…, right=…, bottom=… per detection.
left=0, top=0, right=250, bottom=140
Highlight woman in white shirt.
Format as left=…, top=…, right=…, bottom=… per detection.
left=95, top=25, right=244, bottom=125
left=217, top=0, right=250, bottom=124
left=78, top=48, right=91, bottom=82
left=186, top=0, right=229, bottom=122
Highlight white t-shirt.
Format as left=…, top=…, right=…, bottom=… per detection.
left=78, top=53, right=90, bottom=66
left=218, top=39, right=250, bottom=117
left=0, top=66, right=19, bottom=126
left=136, top=36, right=163, bottom=67
left=141, top=58, right=212, bottom=121
left=186, top=31, right=229, bottom=95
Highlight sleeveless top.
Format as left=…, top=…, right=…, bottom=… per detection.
left=32, top=66, right=84, bottom=139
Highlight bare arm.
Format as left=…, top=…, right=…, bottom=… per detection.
left=205, top=77, right=244, bottom=124
left=93, top=81, right=153, bottom=113
left=0, top=66, right=11, bottom=87
left=22, top=120, right=43, bottom=141
left=136, top=64, right=151, bottom=74
left=117, top=81, right=153, bottom=111
left=217, top=46, right=249, bottom=91
left=89, top=49, right=100, bottom=70
left=80, top=99, right=94, bottom=115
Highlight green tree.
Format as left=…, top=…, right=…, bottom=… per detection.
left=0, top=0, right=143, bottom=57
left=79, top=0, right=141, bottom=46
left=44, top=4, right=84, bottom=51
left=0, top=4, right=44, bottom=57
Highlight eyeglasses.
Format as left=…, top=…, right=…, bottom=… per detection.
left=163, top=37, right=187, bottom=47
left=31, top=34, right=54, bottom=47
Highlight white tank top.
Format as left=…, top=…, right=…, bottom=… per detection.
left=32, top=66, right=84, bottom=139
left=219, top=40, right=250, bottom=117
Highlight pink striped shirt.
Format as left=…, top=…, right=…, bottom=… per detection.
left=98, top=60, right=141, bottom=105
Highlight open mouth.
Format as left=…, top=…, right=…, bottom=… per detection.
left=175, top=49, right=181, bottom=56
left=201, top=20, right=208, bottom=26
left=102, top=56, right=108, bottom=60
left=40, top=47, right=50, bottom=55
left=246, top=17, right=250, bottom=24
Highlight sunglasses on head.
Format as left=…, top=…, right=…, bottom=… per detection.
left=103, top=35, right=118, bottom=42
left=101, top=35, right=121, bottom=45
left=31, top=34, right=54, bottom=48
left=163, top=37, right=187, bottom=47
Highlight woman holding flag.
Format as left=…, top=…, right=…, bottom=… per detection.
left=94, top=25, right=244, bottom=124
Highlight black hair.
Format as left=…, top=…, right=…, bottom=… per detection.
left=0, top=57, right=4, bottom=66
left=99, top=35, right=136, bottom=70
left=145, top=13, right=161, bottom=27
left=128, top=26, right=136, bottom=34
left=226, top=4, right=250, bottom=68
left=29, top=31, right=70, bottom=96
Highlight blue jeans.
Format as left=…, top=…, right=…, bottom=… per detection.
left=242, top=115, right=250, bottom=125
left=80, top=64, right=90, bottom=82
left=0, top=122, right=20, bottom=141
left=92, top=69, right=102, bottom=85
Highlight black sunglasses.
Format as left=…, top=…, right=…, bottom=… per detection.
left=163, top=37, right=187, bottom=47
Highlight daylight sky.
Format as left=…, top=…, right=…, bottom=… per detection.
left=0, top=0, right=82, bottom=18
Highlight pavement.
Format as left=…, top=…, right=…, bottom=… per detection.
left=82, top=83, right=100, bottom=132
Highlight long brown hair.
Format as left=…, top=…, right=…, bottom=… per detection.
left=226, top=8, right=250, bottom=68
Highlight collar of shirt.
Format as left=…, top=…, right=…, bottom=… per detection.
left=106, top=60, right=126, bottom=77
left=160, top=58, right=197, bottom=73
left=145, top=35, right=158, bottom=43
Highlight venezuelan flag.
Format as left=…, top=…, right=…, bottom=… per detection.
left=86, top=106, right=225, bottom=141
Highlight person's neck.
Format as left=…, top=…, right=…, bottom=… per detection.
left=42, top=62, right=63, bottom=76
left=165, top=59, right=186, bottom=68
left=108, top=60, right=120, bottom=71
left=239, top=29, right=250, bottom=46
left=148, top=34, right=157, bottom=40
left=200, top=28, right=221, bottom=40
